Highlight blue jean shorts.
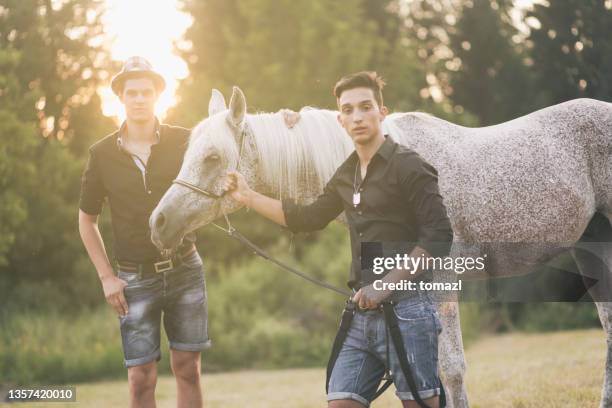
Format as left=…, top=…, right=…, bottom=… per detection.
left=327, top=293, right=442, bottom=407
left=117, top=251, right=211, bottom=368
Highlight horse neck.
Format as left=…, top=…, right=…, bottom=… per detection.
left=384, top=112, right=458, bottom=162
left=248, top=109, right=354, bottom=202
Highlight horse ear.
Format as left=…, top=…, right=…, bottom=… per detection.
left=208, top=89, right=227, bottom=117
left=228, top=86, right=246, bottom=128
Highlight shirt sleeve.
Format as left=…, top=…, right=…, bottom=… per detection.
left=281, top=179, right=344, bottom=233
left=79, top=148, right=107, bottom=215
left=401, top=154, right=453, bottom=258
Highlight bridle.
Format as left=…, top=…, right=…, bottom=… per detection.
left=172, top=178, right=226, bottom=199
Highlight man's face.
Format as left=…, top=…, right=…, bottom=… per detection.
left=120, top=78, right=158, bottom=123
left=337, top=87, right=387, bottom=146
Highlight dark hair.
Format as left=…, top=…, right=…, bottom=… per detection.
left=333, top=71, right=386, bottom=107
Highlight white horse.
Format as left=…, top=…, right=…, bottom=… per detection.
left=150, top=87, right=612, bottom=407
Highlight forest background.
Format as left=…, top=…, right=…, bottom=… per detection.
left=1, top=0, right=610, bottom=384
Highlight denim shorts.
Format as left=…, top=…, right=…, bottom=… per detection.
left=117, top=251, right=211, bottom=368
left=327, top=293, right=442, bottom=407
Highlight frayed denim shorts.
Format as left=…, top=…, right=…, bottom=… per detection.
left=327, top=293, right=442, bottom=407
left=117, top=251, right=211, bottom=368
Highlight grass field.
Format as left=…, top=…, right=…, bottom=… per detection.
left=2, top=328, right=605, bottom=408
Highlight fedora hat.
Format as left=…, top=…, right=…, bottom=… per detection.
left=111, top=56, right=166, bottom=96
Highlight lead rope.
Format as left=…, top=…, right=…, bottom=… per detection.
left=385, top=324, right=392, bottom=380
left=210, top=208, right=235, bottom=236
left=211, top=210, right=352, bottom=297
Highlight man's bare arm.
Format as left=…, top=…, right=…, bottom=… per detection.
left=78, top=210, right=128, bottom=316
left=78, top=210, right=113, bottom=279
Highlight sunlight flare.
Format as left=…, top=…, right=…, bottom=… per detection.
left=101, top=0, right=192, bottom=121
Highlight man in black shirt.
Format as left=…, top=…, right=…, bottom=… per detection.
left=79, top=57, right=300, bottom=408
left=223, top=72, right=452, bottom=408
left=79, top=57, right=208, bottom=408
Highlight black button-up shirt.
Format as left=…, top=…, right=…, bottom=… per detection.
left=79, top=121, right=195, bottom=263
left=282, top=135, right=453, bottom=289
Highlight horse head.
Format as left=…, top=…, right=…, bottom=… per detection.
left=150, top=86, right=258, bottom=252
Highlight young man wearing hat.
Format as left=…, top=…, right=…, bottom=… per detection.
left=79, top=56, right=299, bottom=408
left=78, top=56, right=209, bottom=408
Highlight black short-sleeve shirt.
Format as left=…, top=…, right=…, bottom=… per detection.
left=79, top=122, right=195, bottom=263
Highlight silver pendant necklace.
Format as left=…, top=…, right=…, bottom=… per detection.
left=353, top=161, right=363, bottom=207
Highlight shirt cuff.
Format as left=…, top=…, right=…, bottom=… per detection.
left=281, top=198, right=301, bottom=233
left=79, top=201, right=103, bottom=216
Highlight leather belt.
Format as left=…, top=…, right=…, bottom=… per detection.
left=117, top=245, right=197, bottom=274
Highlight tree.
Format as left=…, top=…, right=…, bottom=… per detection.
left=0, top=0, right=110, bottom=144
left=0, top=48, right=37, bottom=267
left=0, top=0, right=114, bottom=312
left=171, top=0, right=429, bottom=124
left=448, top=0, right=536, bottom=124
left=527, top=0, right=612, bottom=103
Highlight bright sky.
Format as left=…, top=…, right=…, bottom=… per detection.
left=100, top=0, right=193, bottom=121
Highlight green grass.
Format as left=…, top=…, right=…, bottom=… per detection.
left=1, top=329, right=605, bottom=408
left=0, top=308, right=128, bottom=384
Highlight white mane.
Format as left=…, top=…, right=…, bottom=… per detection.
left=246, top=109, right=354, bottom=200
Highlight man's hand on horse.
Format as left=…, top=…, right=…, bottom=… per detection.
left=279, top=109, right=301, bottom=128
left=223, top=171, right=253, bottom=205
left=352, top=284, right=391, bottom=310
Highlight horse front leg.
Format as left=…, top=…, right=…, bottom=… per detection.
left=437, top=301, right=469, bottom=408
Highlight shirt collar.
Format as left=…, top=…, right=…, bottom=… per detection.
left=375, top=134, right=395, bottom=162
left=116, top=118, right=161, bottom=150
left=347, top=134, right=395, bottom=165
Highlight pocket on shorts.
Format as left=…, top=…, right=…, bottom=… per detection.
left=117, top=270, right=158, bottom=298
left=117, top=270, right=141, bottom=284
left=181, top=252, right=203, bottom=270
left=393, top=299, right=429, bottom=322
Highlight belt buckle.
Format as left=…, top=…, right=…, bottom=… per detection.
left=154, top=259, right=173, bottom=273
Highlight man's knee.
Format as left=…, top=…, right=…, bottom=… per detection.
left=328, top=400, right=366, bottom=408
left=127, top=361, right=157, bottom=396
left=170, top=350, right=201, bottom=384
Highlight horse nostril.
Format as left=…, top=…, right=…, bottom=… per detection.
left=155, top=212, right=166, bottom=230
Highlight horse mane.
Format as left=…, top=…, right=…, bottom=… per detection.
left=247, top=109, right=354, bottom=200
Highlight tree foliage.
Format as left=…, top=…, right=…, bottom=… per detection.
left=448, top=0, right=536, bottom=124
left=0, top=0, right=114, bottom=310
left=527, top=0, right=612, bottom=103
left=170, top=0, right=430, bottom=125
left=0, top=1, right=607, bottom=382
